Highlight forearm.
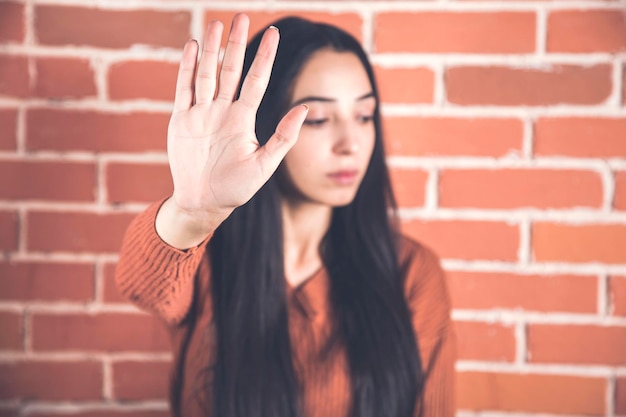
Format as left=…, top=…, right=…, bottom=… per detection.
left=115, top=199, right=211, bottom=325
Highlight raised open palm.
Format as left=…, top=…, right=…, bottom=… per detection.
left=167, top=14, right=308, bottom=223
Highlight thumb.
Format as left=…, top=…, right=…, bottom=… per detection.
left=256, top=104, right=309, bottom=177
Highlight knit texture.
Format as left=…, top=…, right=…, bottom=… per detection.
left=115, top=199, right=456, bottom=417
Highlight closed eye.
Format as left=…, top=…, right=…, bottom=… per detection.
left=303, top=118, right=329, bottom=127
left=358, top=115, right=374, bottom=123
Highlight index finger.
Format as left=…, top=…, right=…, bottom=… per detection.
left=172, top=39, right=199, bottom=113
left=237, top=25, right=279, bottom=109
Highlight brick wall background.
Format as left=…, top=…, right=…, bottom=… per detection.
left=1, top=0, right=626, bottom=416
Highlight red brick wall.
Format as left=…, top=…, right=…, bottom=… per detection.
left=1, top=1, right=625, bottom=416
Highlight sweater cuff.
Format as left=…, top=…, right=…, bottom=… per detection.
left=115, top=197, right=212, bottom=324
left=133, top=197, right=212, bottom=262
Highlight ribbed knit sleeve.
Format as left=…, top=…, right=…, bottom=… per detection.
left=418, top=320, right=456, bottom=417
left=115, top=198, right=211, bottom=326
left=401, top=238, right=457, bottom=417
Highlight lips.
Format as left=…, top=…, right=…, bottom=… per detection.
left=327, top=170, right=359, bottom=185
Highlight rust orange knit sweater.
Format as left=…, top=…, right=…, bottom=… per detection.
left=115, top=200, right=456, bottom=417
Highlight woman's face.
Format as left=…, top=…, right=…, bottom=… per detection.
left=281, top=49, right=377, bottom=207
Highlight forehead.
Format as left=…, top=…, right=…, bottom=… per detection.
left=290, top=49, right=373, bottom=102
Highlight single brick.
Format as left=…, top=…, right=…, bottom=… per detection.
left=383, top=117, right=523, bottom=157
left=0, top=109, right=18, bottom=150
left=26, top=109, right=169, bottom=153
left=0, top=361, right=102, bottom=401
left=528, top=324, right=626, bottom=365
left=34, top=57, right=96, bottom=99
left=548, top=10, right=626, bottom=53
left=112, top=361, right=171, bottom=400
left=535, top=117, right=626, bottom=158
left=0, top=261, right=94, bottom=302
left=0, top=211, right=18, bottom=251
left=375, top=12, right=535, bottom=53
left=455, top=321, right=516, bottom=362
left=0, top=55, right=29, bottom=97
left=374, top=66, right=434, bottom=103
left=0, top=312, right=23, bottom=350
left=446, top=65, right=611, bottom=106
left=457, top=372, right=605, bottom=414
left=27, top=211, right=135, bottom=253
left=106, top=162, right=172, bottom=204
left=402, top=220, right=519, bottom=261
left=447, top=272, right=597, bottom=313
left=0, top=2, right=24, bottom=42
left=35, top=6, right=190, bottom=49
left=388, top=168, right=427, bottom=208
left=109, top=60, right=178, bottom=101
left=0, top=160, right=96, bottom=201
left=32, top=313, right=170, bottom=352
left=532, top=223, right=626, bottom=264
left=439, top=169, right=602, bottom=209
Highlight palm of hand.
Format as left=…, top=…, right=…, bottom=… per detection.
left=165, top=15, right=308, bottom=220
left=168, top=101, right=262, bottom=212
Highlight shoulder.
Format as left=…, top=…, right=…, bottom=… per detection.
left=397, top=234, right=445, bottom=290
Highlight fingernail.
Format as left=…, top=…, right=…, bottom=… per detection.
left=301, top=104, right=309, bottom=111
left=268, top=25, right=279, bottom=32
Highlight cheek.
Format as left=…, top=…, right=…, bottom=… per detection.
left=288, top=132, right=324, bottom=163
left=361, top=126, right=376, bottom=159
left=284, top=140, right=319, bottom=178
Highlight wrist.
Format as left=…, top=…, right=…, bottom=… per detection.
left=171, top=197, right=230, bottom=232
left=155, top=197, right=230, bottom=249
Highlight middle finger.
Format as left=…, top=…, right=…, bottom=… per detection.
left=195, top=19, right=224, bottom=105
left=215, top=13, right=249, bottom=102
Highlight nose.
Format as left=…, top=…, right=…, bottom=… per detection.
left=332, top=121, right=359, bottom=155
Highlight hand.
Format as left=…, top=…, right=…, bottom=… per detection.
left=165, top=14, right=308, bottom=231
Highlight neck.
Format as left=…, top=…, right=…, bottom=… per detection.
left=281, top=198, right=332, bottom=287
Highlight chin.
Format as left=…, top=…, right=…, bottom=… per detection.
left=328, top=200, right=354, bottom=208
left=320, top=190, right=360, bottom=208
left=288, top=182, right=363, bottom=208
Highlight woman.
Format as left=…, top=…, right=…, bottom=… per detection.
left=116, top=14, right=455, bottom=417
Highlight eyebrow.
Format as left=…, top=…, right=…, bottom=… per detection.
left=291, top=92, right=375, bottom=107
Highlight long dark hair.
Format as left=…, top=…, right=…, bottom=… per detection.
left=207, top=16, right=423, bottom=417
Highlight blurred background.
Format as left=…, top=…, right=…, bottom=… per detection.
left=0, top=0, right=625, bottom=416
